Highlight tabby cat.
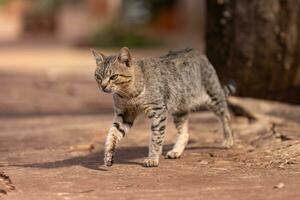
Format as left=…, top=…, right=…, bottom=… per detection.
left=91, top=47, right=234, bottom=167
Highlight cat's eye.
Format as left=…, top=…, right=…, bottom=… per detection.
left=110, top=74, right=119, bottom=80
left=95, top=74, right=101, bottom=81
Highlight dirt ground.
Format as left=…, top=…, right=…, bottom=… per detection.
left=0, top=47, right=300, bottom=199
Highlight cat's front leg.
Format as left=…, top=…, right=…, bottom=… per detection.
left=104, top=112, right=134, bottom=166
left=143, top=109, right=167, bottom=167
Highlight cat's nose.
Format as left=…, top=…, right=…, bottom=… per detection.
left=102, top=85, right=108, bottom=92
left=100, top=79, right=111, bottom=93
left=101, top=84, right=111, bottom=93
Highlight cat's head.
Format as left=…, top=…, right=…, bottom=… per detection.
left=91, top=47, right=134, bottom=94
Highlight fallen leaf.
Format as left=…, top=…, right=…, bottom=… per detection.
left=69, top=144, right=95, bottom=151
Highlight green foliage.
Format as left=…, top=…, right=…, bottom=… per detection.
left=0, top=0, right=7, bottom=6
left=89, top=26, right=162, bottom=48
left=31, top=0, right=83, bottom=13
left=31, top=0, right=60, bottom=12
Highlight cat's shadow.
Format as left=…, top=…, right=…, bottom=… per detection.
left=12, top=142, right=225, bottom=171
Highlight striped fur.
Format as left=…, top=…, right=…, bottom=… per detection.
left=92, top=47, right=234, bottom=167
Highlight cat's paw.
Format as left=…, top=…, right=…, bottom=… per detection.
left=166, top=150, right=181, bottom=159
left=143, top=158, right=159, bottom=167
left=222, top=139, right=234, bottom=149
left=104, top=152, right=114, bottom=167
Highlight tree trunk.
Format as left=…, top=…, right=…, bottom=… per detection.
left=206, top=0, right=300, bottom=104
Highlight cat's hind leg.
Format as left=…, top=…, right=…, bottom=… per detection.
left=143, top=108, right=167, bottom=167
left=166, top=112, right=189, bottom=159
left=206, top=100, right=234, bottom=149
left=220, top=110, right=234, bottom=148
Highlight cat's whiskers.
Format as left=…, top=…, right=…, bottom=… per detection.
left=91, top=47, right=234, bottom=168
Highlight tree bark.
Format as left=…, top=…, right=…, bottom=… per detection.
left=206, top=0, right=300, bottom=103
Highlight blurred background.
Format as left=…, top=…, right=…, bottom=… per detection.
left=2, top=1, right=300, bottom=198
left=0, top=0, right=299, bottom=116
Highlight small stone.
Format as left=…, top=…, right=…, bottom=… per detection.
left=286, top=160, right=296, bottom=165
left=274, top=182, right=285, bottom=189
left=278, top=163, right=285, bottom=169
left=199, top=160, right=208, bottom=165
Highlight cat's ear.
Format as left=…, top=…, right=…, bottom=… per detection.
left=91, top=48, right=105, bottom=63
left=118, top=47, right=131, bottom=67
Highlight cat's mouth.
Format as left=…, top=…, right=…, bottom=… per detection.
left=99, top=86, right=112, bottom=93
left=102, top=88, right=112, bottom=93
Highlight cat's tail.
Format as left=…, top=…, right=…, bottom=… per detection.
left=223, top=80, right=236, bottom=97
